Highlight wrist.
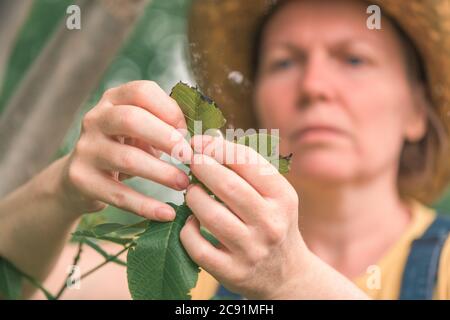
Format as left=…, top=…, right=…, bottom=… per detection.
left=267, top=245, right=315, bottom=300
left=34, top=154, right=85, bottom=221
left=267, top=247, right=370, bottom=300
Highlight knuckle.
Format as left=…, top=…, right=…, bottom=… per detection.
left=246, top=247, right=268, bottom=265
left=116, top=149, right=136, bottom=171
left=275, top=183, right=298, bottom=208
left=118, top=108, right=138, bottom=132
left=109, top=189, right=128, bottom=209
left=101, top=87, right=115, bottom=101
left=67, top=162, right=85, bottom=189
left=236, top=143, right=255, bottom=163
left=137, top=200, right=152, bottom=218
left=81, top=111, right=98, bottom=131
left=74, top=137, right=90, bottom=157
left=133, top=80, right=157, bottom=98
left=228, top=269, right=248, bottom=286
left=221, top=177, right=239, bottom=194
left=191, top=245, right=208, bottom=263
left=166, top=106, right=184, bottom=127
left=260, top=218, right=286, bottom=245
left=284, top=187, right=299, bottom=211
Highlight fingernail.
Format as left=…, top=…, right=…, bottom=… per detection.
left=185, top=214, right=194, bottom=224
left=176, top=173, right=189, bottom=190
left=156, top=207, right=176, bottom=221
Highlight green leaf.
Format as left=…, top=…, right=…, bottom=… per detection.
left=122, top=83, right=293, bottom=301
left=127, top=203, right=199, bottom=300
left=72, top=220, right=149, bottom=246
left=77, top=212, right=108, bottom=231
left=200, top=227, right=220, bottom=247
left=236, top=133, right=292, bottom=174
left=170, top=82, right=226, bottom=136
left=0, top=257, right=23, bottom=300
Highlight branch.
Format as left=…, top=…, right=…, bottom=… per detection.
left=54, top=241, right=84, bottom=300
left=79, top=244, right=132, bottom=281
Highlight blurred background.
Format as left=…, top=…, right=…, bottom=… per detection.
left=0, top=0, right=449, bottom=230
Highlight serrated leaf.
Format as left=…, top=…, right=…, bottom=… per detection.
left=123, top=83, right=293, bottom=301
left=127, top=203, right=199, bottom=300
left=0, top=257, right=23, bottom=300
left=170, top=82, right=226, bottom=136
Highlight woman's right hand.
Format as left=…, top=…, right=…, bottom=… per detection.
left=58, top=80, right=193, bottom=221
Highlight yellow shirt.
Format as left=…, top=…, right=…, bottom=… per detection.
left=190, top=200, right=450, bottom=300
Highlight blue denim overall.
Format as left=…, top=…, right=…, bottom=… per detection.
left=213, top=214, right=450, bottom=300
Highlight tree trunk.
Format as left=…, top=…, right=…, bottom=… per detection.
left=0, top=1, right=33, bottom=87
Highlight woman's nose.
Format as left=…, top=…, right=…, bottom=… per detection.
left=297, top=51, right=335, bottom=108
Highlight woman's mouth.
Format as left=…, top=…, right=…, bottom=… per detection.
left=290, top=126, right=348, bottom=145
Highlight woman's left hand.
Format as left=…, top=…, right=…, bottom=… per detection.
left=180, top=135, right=310, bottom=299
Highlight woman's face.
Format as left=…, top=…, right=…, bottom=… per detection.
left=253, top=0, right=427, bottom=186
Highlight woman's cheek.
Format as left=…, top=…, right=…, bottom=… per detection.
left=353, top=107, right=406, bottom=179
left=254, top=79, right=295, bottom=130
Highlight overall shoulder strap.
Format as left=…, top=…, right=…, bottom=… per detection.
left=214, top=284, right=243, bottom=300
left=399, top=214, right=450, bottom=300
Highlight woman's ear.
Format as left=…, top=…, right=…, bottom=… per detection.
left=405, top=82, right=429, bottom=143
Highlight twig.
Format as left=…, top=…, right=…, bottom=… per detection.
left=20, top=272, right=56, bottom=300
left=54, top=241, right=84, bottom=300
left=79, top=244, right=132, bottom=281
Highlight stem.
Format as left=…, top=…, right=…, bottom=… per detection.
left=21, top=272, right=56, bottom=300
left=79, top=244, right=132, bottom=281
left=54, top=241, right=83, bottom=300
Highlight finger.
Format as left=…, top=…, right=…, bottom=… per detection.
left=103, top=80, right=187, bottom=130
left=125, top=137, right=162, bottom=159
left=97, top=104, right=192, bottom=162
left=190, top=153, right=265, bottom=225
left=134, top=141, right=163, bottom=159
left=78, top=166, right=176, bottom=221
left=185, top=184, right=249, bottom=251
left=191, top=135, right=289, bottom=199
left=180, top=215, right=230, bottom=275
left=92, top=137, right=190, bottom=191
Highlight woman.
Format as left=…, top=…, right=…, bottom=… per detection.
left=0, top=0, right=449, bottom=299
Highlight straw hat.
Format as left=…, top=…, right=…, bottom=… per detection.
left=186, top=0, right=450, bottom=202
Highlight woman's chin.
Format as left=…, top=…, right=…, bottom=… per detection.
left=290, top=154, right=357, bottom=183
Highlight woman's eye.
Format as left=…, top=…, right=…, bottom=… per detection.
left=270, top=59, right=294, bottom=71
left=345, top=55, right=365, bottom=66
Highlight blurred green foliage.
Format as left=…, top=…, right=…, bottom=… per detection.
left=0, top=0, right=192, bottom=225
left=0, top=0, right=73, bottom=114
